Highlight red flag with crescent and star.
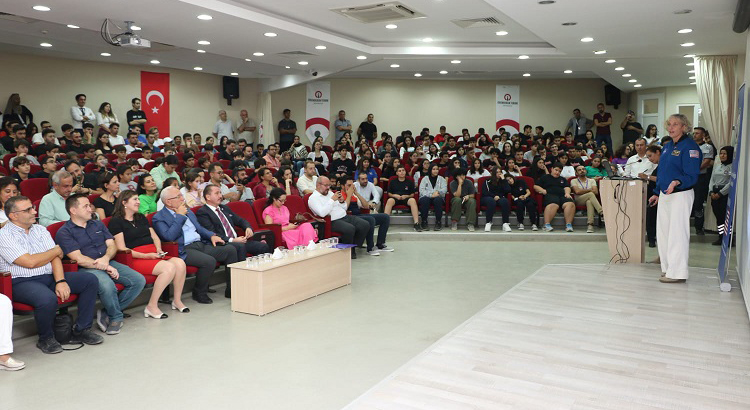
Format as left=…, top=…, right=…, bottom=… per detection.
left=140, top=71, right=170, bottom=137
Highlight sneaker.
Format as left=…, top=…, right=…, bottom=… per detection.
left=543, top=224, right=554, bottom=232
left=72, top=328, right=104, bottom=345
left=377, top=245, right=394, bottom=252
left=413, top=223, right=423, bottom=232
left=531, top=224, right=538, bottom=231
left=434, top=221, right=442, bottom=231
left=518, top=223, right=524, bottom=231
left=566, top=224, right=574, bottom=232
left=0, top=356, right=25, bottom=371
left=95, top=308, right=109, bottom=333
left=586, top=224, right=594, bottom=233
left=367, top=249, right=381, bottom=256
left=420, top=221, right=428, bottom=231
left=36, top=338, right=63, bottom=354
left=502, top=223, right=512, bottom=232
left=484, top=222, right=492, bottom=232
left=105, top=321, right=123, bottom=335
left=467, top=224, right=475, bottom=232
left=451, top=221, right=458, bottom=231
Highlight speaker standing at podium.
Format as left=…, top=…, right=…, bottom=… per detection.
left=647, top=114, right=702, bottom=284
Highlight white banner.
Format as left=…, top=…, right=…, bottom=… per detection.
left=496, top=85, right=520, bottom=135
left=305, top=81, right=331, bottom=144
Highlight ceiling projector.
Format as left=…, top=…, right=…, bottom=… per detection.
left=118, top=34, right=151, bottom=48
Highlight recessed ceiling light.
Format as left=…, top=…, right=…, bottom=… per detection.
left=605, top=59, right=616, bottom=63
left=357, top=55, right=367, bottom=60
left=264, top=32, right=277, bottom=37
left=439, top=70, right=448, bottom=74
left=689, top=76, right=696, bottom=79
left=523, top=73, right=531, bottom=77
left=451, top=60, right=461, bottom=64
left=688, top=70, right=696, bottom=73
left=245, top=58, right=252, bottom=62
left=681, top=42, right=695, bottom=47
left=686, top=62, right=695, bottom=66
left=580, top=37, right=594, bottom=42
left=197, top=14, right=212, bottom=20
left=594, top=50, right=606, bottom=54
left=150, top=60, right=160, bottom=64
left=390, top=64, right=400, bottom=68
left=690, top=81, right=697, bottom=85
left=253, top=52, right=264, bottom=56
left=385, top=24, right=398, bottom=29
left=684, top=54, right=695, bottom=58
left=622, top=73, right=631, bottom=77
left=496, top=31, right=508, bottom=36
left=198, top=40, right=210, bottom=45
left=677, top=28, right=693, bottom=34
left=563, top=70, right=572, bottom=74
left=518, top=55, right=529, bottom=60
left=615, top=66, right=625, bottom=71
left=634, top=84, right=642, bottom=88
left=315, top=45, right=327, bottom=50
left=130, top=25, right=141, bottom=31
left=674, top=9, right=692, bottom=14
left=629, top=79, right=637, bottom=83
left=67, top=24, right=79, bottom=29
left=285, top=66, right=290, bottom=69
left=193, top=67, right=203, bottom=71
left=197, top=49, right=206, bottom=53
left=538, top=0, right=555, bottom=4
left=231, top=72, right=238, bottom=76
left=298, top=61, right=308, bottom=65
left=32, top=5, right=50, bottom=11
left=562, top=22, right=577, bottom=26
left=422, top=37, right=433, bottom=43
left=39, top=42, right=52, bottom=48
left=414, top=73, right=422, bottom=77
left=100, top=52, right=111, bottom=57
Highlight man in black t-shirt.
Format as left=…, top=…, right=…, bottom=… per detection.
left=385, top=166, right=421, bottom=231
left=357, top=113, right=377, bottom=142
left=620, top=111, right=643, bottom=145
left=126, top=98, right=147, bottom=132
left=277, top=109, right=297, bottom=153
left=534, top=163, right=575, bottom=232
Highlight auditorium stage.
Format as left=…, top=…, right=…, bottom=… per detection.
left=345, top=263, right=750, bottom=410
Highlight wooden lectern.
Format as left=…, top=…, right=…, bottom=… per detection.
left=599, top=179, right=647, bottom=263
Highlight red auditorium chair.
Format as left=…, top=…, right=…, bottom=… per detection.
left=2, top=154, right=15, bottom=170
left=250, top=196, right=322, bottom=248
left=20, top=178, right=50, bottom=203
left=224, top=201, right=276, bottom=248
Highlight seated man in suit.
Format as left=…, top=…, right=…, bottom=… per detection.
left=152, top=186, right=238, bottom=304
left=195, top=184, right=271, bottom=298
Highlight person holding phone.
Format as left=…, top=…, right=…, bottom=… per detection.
left=261, top=187, right=317, bottom=248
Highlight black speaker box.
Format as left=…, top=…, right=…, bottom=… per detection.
left=604, top=84, right=621, bottom=109
left=223, top=76, right=239, bottom=104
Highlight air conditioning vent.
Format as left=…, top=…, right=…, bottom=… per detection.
left=332, top=2, right=425, bottom=24
left=0, top=12, right=41, bottom=24
left=452, top=17, right=504, bottom=29
left=277, top=51, right=317, bottom=57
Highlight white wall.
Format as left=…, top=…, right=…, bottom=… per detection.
left=271, top=78, right=631, bottom=147
left=0, top=52, right=259, bottom=138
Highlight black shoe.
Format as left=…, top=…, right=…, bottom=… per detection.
left=192, top=294, right=214, bottom=304
left=434, top=221, right=442, bottom=231
left=207, top=288, right=217, bottom=294
left=413, top=223, right=423, bottom=232
left=648, top=240, right=656, bottom=248
left=72, top=328, right=104, bottom=345
left=122, top=312, right=131, bottom=319
left=351, top=250, right=357, bottom=259
left=696, top=228, right=705, bottom=236
left=36, top=337, right=63, bottom=354
left=225, top=288, right=232, bottom=298
left=421, top=221, right=428, bottom=231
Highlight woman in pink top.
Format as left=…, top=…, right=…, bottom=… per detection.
left=261, top=187, right=318, bottom=248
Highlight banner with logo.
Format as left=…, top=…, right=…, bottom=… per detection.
left=305, top=81, right=330, bottom=144
left=496, top=85, right=520, bottom=135
left=140, top=71, right=170, bottom=137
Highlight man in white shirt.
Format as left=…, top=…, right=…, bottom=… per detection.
left=213, top=110, right=235, bottom=141
left=236, top=109, right=256, bottom=145
left=354, top=172, right=381, bottom=211
left=623, top=137, right=656, bottom=178
left=31, top=121, right=53, bottom=144
left=308, top=176, right=369, bottom=259
left=296, top=161, right=318, bottom=195
left=108, top=123, right=125, bottom=146
left=207, top=162, right=247, bottom=204
left=70, top=93, right=95, bottom=132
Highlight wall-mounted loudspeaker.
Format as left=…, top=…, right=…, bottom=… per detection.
left=223, top=76, right=239, bottom=105
left=604, top=84, right=621, bottom=109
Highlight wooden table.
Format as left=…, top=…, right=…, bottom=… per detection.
left=229, top=247, right=351, bottom=315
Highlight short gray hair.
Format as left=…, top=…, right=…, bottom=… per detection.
left=51, top=170, right=72, bottom=185
left=667, top=114, right=693, bottom=131
left=160, top=186, right=178, bottom=202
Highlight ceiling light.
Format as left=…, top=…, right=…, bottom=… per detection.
left=686, top=62, right=695, bottom=66
left=198, top=40, right=210, bottom=45
left=67, top=24, right=79, bottom=29
left=245, top=58, right=252, bottom=62
left=681, top=42, right=695, bottom=47
left=130, top=25, right=141, bottom=31
left=563, top=70, right=572, bottom=74
left=451, top=60, right=461, bottom=64
left=390, top=64, right=400, bottom=68
left=357, top=55, right=367, bottom=60
left=422, top=37, right=433, bottom=43
left=684, top=54, right=695, bottom=58
left=285, top=66, right=290, bottom=69
left=230, top=72, right=238, bottom=76
left=40, top=42, right=52, bottom=48
left=677, top=28, right=693, bottom=34
left=622, top=73, right=631, bottom=77
left=594, top=50, right=606, bottom=54
left=496, top=31, right=508, bottom=36
left=298, top=61, right=309, bottom=65
left=688, top=70, right=696, bottom=73
left=562, top=22, right=577, bottom=26
left=100, top=52, right=111, bottom=57
left=689, top=76, right=696, bottom=79
left=253, top=52, right=264, bottom=56
left=197, top=49, right=206, bottom=53
left=523, top=73, right=531, bottom=77
left=150, top=60, right=160, bottom=64
left=197, top=14, right=212, bottom=20
left=629, top=79, right=637, bottom=83
left=580, top=37, right=594, bottom=42
left=615, top=66, right=625, bottom=71
left=385, top=24, right=398, bottom=29
left=315, top=45, right=327, bottom=50
left=414, top=73, right=422, bottom=77
left=32, top=5, right=50, bottom=11
left=634, top=84, right=642, bottom=88
left=264, top=32, right=277, bottom=37
left=439, top=70, right=448, bottom=74
left=518, top=55, right=529, bottom=59
left=605, top=59, right=616, bottom=63
left=193, top=67, right=203, bottom=71
left=690, top=81, right=697, bottom=85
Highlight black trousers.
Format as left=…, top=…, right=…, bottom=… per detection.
left=418, top=196, right=444, bottom=224
left=692, top=173, right=711, bottom=229
left=711, top=193, right=729, bottom=232
left=513, top=198, right=537, bottom=224
left=184, top=241, right=238, bottom=297
left=331, top=215, right=369, bottom=247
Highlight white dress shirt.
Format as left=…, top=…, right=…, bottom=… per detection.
left=206, top=204, right=239, bottom=241
left=296, top=175, right=318, bottom=194
left=355, top=181, right=381, bottom=205
left=71, top=106, right=96, bottom=129
left=623, top=153, right=656, bottom=178
left=308, top=190, right=347, bottom=221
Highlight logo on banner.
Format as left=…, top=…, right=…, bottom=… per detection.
left=145, top=90, right=164, bottom=114
left=504, top=94, right=511, bottom=101
left=315, top=90, right=323, bottom=99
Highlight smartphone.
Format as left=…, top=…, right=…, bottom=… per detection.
left=158, top=252, right=168, bottom=258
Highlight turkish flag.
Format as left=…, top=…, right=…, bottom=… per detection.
left=140, top=71, right=170, bottom=137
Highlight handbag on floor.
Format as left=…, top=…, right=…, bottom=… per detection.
left=54, top=312, right=84, bottom=350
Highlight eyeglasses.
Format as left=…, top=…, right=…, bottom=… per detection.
left=11, top=206, right=34, bottom=214
left=167, top=196, right=182, bottom=201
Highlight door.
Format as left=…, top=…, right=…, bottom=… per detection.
left=677, top=103, right=702, bottom=129
left=638, top=93, right=665, bottom=136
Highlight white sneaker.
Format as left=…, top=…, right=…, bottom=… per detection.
left=502, top=223, right=512, bottom=232
left=531, top=224, right=538, bottom=231
left=367, top=250, right=381, bottom=256
left=587, top=224, right=594, bottom=233
left=451, top=221, right=458, bottom=231
left=0, top=357, right=25, bottom=371
left=518, top=223, right=524, bottom=231
left=543, top=224, right=554, bottom=232
left=467, top=224, right=475, bottom=232
left=377, top=245, right=394, bottom=252
left=484, top=222, right=492, bottom=232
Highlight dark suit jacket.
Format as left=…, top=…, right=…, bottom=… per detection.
left=152, top=208, right=215, bottom=258
left=195, top=204, right=250, bottom=242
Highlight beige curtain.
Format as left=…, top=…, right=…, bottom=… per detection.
left=257, top=92, right=275, bottom=144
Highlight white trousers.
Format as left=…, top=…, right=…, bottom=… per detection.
left=656, top=189, right=694, bottom=280
left=0, top=293, right=12, bottom=355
